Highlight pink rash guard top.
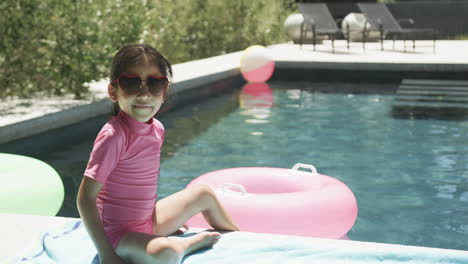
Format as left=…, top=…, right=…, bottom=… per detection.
left=84, top=111, right=164, bottom=248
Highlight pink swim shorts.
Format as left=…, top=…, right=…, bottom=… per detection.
left=105, top=215, right=154, bottom=249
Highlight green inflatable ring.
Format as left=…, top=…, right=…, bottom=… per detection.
left=0, top=153, right=64, bottom=216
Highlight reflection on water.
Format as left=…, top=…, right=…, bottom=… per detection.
left=239, top=82, right=273, bottom=126
left=239, top=82, right=273, bottom=109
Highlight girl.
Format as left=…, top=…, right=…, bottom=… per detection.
left=77, top=44, right=240, bottom=264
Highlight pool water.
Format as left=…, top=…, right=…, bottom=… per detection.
left=159, top=81, right=468, bottom=250
left=8, top=81, right=467, bottom=251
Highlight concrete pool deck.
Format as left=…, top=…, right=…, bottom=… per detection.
left=273, top=40, right=468, bottom=71
left=1, top=40, right=468, bottom=144
left=2, top=213, right=468, bottom=263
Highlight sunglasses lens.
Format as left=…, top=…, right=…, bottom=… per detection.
left=119, top=76, right=141, bottom=94
left=147, top=77, right=168, bottom=95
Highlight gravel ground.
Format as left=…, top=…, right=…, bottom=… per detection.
left=0, top=80, right=108, bottom=127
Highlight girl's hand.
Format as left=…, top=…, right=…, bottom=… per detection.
left=100, top=252, right=127, bottom=264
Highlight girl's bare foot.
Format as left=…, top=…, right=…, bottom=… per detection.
left=170, top=231, right=221, bottom=256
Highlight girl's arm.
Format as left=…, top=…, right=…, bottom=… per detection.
left=76, top=176, right=122, bottom=262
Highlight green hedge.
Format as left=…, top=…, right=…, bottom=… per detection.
left=0, top=0, right=295, bottom=99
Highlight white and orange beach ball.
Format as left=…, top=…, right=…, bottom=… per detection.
left=240, top=45, right=275, bottom=83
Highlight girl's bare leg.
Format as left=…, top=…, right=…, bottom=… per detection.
left=153, top=184, right=240, bottom=236
left=114, top=185, right=239, bottom=264
left=116, top=231, right=220, bottom=264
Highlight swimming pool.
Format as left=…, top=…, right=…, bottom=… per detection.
left=3, top=80, right=467, bottom=251
left=159, top=81, right=468, bottom=251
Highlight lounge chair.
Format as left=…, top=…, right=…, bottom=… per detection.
left=357, top=3, right=436, bottom=52
left=298, top=3, right=349, bottom=53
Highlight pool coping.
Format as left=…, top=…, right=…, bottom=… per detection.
left=0, top=52, right=242, bottom=144
left=2, top=41, right=468, bottom=144
left=2, top=213, right=468, bottom=261
left=275, top=60, right=468, bottom=72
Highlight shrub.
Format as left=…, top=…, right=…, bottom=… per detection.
left=0, top=0, right=295, bottom=99
left=144, top=0, right=295, bottom=63
left=0, top=0, right=145, bottom=98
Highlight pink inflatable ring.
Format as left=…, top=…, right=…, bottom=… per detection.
left=186, top=163, right=358, bottom=239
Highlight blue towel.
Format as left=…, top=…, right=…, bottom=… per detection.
left=6, top=219, right=468, bottom=264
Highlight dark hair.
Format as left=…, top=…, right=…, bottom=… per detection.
left=110, top=44, right=173, bottom=116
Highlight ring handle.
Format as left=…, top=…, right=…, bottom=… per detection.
left=291, top=163, right=318, bottom=176
left=222, top=183, right=247, bottom=196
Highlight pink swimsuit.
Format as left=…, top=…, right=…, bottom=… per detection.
left=84, top=111, right=164, bottom=248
